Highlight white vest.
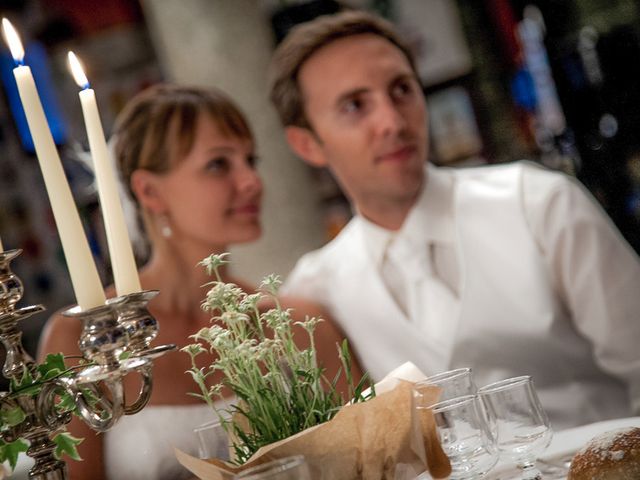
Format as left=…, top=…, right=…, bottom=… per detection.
left=287, top=163, right=631, bottom=429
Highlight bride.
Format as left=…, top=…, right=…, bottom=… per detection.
left=38, top=84, right=358, bottom=480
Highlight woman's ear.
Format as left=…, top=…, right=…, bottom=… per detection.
left=130, top=170, right=166, bottom=214
left=285, top=126, right=328, bottom=168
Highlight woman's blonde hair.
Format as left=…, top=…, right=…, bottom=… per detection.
left=113, top=83, right=253, bottom=199
left=111, top=84, right=253, bottom=256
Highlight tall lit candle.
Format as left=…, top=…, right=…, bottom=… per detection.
left=1, top=19, right=105, bottom=310
left=68, top=52, right=141, bottom=296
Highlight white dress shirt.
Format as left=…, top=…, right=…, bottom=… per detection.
left=363, top=166, right=459, bottom=330
left=283, top=161, right=640, bottom=428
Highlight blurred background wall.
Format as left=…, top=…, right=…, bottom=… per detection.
left=0, top=0, right=639, bottom=359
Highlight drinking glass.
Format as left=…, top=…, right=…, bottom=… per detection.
left=478, top=376, right=552, bottom=480
left=193, top=419, right=230, bottom=461
left=234, top=455, right=312, bottom=480
left=414, top=367, right=476, bottom=408
left=430, top=394, right=499, bottom=479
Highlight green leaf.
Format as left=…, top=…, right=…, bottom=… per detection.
left=57, top=386, right=100, bottom=417
left=55, top=392, right=76, bottom=414
left=0, top=438, right=29, bottom=470
left=10, top=368, right=41, bottom=396
left=10, top=368, right=33, bottom=391
left=79, top=388, right=100, bottom=409
left=0, top=405, right=26, bottom=427
left=36, top=353, right=66, bottom=381
left=118, top=351, right=132, bottom=361
left=53, top=432, right=83, bottom=461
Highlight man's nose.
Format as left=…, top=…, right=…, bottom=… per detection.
left=374, top=97, right=407, bottom=137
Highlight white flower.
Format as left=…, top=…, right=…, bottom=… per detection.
left=219, top=311, right=250, bottom=329
left=259, top=274, right=282, bottom=296
left=199, top=253, right=230, bottom=276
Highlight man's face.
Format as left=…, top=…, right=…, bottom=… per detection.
left=292, top=34, right=428, bottom=219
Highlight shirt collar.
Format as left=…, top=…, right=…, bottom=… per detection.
left=356, top=163, right=456, bottom=267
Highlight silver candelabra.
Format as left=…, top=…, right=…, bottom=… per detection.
left=0, top=249, right=175, bottom=479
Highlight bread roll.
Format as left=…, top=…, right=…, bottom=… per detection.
left=568, top=427, right=640, bottom=480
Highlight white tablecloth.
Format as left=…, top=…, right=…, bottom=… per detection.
left=486, top=416, right=640, bottom=480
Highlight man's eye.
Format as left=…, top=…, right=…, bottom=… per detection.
left=391, top=81, right=414, bottom=99
left=341, top=98, right=364, bottom=114
left=206, top=157, right=230, bottom=172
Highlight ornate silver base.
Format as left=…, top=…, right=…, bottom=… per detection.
left=0, top=249, right=176, bottom=479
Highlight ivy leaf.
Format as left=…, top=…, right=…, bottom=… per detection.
left=79, top=388, right=100, bottom=409
left=0, top=438, right=29, bottom=470
left=10, top=368, right=41, bottom=396
left=36, top=353, right=66, bottom=381
left=53, top=432, right=83, bottom=461
left=118, top=351, right=132, bottom=361
left=0, top=404, right=26, bottom=427
left=55, top=392, right=76, bottom=414
left=56, top=387, right=99, bottom=416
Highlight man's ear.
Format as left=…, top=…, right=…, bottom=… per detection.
left=285, top=126, right=327, bottom=168
left=130, top=170, right=166, bottom=214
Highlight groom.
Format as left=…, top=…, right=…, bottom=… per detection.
left=268, top=10, right=640, bottom=429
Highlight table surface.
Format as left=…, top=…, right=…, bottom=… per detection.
left=487, top=416, right=640, bottom=480
left=5, top=417, right=640, bottom=479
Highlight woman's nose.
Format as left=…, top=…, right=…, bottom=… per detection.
left=236, top=166, right=262, bottom=195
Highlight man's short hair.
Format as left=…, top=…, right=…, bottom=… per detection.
left=268, top=10, right=418, bottom=129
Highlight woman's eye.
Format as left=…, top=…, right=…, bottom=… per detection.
left=247, top=154, right=259, bottom=169
left=205, top=157, right=230, bottom=173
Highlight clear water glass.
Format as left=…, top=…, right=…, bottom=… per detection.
left=193, top=419, right=230, bottom=461
left=234, top=455, right=312, bottom=479
left=414, top=367, right=476, bottom=408
left=430, top=394, right=499, bottom=479
left=478, top=376, right=552, bottom=480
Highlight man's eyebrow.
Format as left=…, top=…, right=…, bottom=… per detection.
left=335, top=87, right=369, bottom=108
left=391, top=72, right=417, bottom=84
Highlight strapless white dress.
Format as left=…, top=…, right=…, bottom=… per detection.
left=104, top=404, right=219, bottom=480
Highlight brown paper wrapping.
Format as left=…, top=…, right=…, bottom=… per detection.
left=176, top=380, right=450, bottom=479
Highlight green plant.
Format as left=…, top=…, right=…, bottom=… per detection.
left=183, top=253, right=375, bottom=465
left=0, top=353, right=88, bottom=470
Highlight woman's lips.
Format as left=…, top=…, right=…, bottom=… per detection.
left=231, top=204, right=260, bottom=215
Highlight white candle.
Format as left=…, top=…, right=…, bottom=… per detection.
left=68, top=52, right=141, bottom=296
left=2, top=19, right=105, bottom=310
left=0, top=234, right=4, bottom=252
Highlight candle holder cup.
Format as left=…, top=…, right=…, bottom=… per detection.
left=0, top=249, right=175, bottom=479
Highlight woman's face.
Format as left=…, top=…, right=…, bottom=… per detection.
left=153, top=112, right=263, bottom=248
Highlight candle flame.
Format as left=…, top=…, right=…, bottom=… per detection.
left=2, top=18, right=24, bottom=63
left=67, top=51, right=90, bottom=89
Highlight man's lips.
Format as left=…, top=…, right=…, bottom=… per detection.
left=376, top=145, right=416, bottom=163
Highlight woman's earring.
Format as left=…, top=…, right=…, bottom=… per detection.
left=158, top=214, right=173, bottom=238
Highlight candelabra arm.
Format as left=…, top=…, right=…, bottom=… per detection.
left=0, top=250, right=176, bottom=479
left=38, top=377, right=124, bottom=433
left=124, top=363, right=153, bottom=415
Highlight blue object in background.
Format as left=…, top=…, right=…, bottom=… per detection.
left=511, top=67, right=537, bottom=113
left=0, top=41, right=68, bottom=152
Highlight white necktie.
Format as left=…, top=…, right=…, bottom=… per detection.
left=382, top=237, right=459, bottom=351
